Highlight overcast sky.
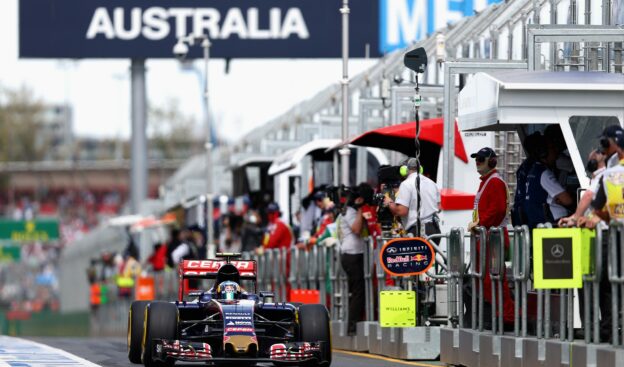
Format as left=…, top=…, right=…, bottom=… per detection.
left=0, top=0, right=377, bottom=143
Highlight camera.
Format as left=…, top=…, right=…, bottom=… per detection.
left=325, top=184, right=373, bottom=212
left=375, top=165, right=405, bottom=234
left=173, top=40, right=189, bottom=60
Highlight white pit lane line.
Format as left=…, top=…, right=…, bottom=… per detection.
left=0, top=336, right=101, bottom=367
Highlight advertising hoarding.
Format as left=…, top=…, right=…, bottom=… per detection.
left=19, top=0, right=502, bottom=59
left=19, top=0, right=380, bottom=58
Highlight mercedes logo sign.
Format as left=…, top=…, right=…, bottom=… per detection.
left=386, top=247, right=398, bottom=254
left=551, top=243, right=565, bottom=258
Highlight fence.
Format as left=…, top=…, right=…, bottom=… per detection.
left=441, top=224, right=624, bottom=367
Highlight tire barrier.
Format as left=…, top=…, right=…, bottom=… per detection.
left=441, top=225, right=624, bottom=367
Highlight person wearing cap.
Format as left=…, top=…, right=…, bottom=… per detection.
left=262, top=203, right=293, bottom=251
left=598, top=124, right=623, bottom=169
left=383, top=157, right=440, bottom=237
left=575, top=131, right=624, bottom=341
left=261, top=203, right=294, bottom=299
left=467, top=147, right=509, bottom=231
left=524, top=140, right=573, bottom=228
left=466, top=147, right=515, bottom=329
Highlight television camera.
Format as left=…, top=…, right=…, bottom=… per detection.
left=374, top=165, right=405, bottom=235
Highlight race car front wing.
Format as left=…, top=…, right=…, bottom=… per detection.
left=153, top=339, right=324, bottom=364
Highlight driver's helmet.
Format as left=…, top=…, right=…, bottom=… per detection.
left=217, top=281, right=241, bottom=300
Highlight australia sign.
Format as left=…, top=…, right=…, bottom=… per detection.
left=19, top=0, right=380, bottom=59
left=19, top=0, right=502, bottom=59
left=380, top=237, right=434, bottom=277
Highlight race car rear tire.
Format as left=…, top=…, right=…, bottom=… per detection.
left=128, top=300, right=150, bottom=364
left=298, top=304, right=331, bottom=367
left=142, top=301, right=178, bottom=367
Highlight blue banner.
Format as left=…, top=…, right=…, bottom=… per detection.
left=19, top=0, right=503, bottom=59
left=19, top=0, right=380, bottom=59
left=380, top=237, right=435, bottom=276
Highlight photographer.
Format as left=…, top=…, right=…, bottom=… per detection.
left=383, top=158, right=441, bottom=238
left=337, top=189, right=367, bottom=335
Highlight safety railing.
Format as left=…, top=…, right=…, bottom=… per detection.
left=445, top=222, right=618, bottom=345
left=469, top=226, right=487, bottom=331
left=511, top=225, right=530, bottom=337
left=609, top=221, right=624, bottom=346
left=446, top=228, right=465, bottom=328
left=488, top=227, right=505, bottom=335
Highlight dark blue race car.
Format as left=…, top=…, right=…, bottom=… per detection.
left=127, top=253, right=332, bottom=367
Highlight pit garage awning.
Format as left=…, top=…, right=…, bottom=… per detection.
left=458, top=70, right=624, bottom=132
left=345, top=118, right=469, bottom=162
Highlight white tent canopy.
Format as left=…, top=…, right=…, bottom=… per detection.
left=458, top=71, right=624, bottom=131
left=458, top=70, right=624, bottom=189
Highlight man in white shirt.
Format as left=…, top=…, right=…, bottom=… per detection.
left=337, top=194, right=366, bottom=335
left=383, top=158, right=441, bottom=237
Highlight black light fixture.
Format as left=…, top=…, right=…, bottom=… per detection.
left=403, top=47, right=428, bottom=74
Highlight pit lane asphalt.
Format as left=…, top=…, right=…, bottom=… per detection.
left=27, top=337, right=444, bottom=367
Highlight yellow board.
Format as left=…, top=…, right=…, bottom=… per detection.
left=581, top=229, right=594, bottom=275
left=533, top=228, right=593, bottom=289
left=379, top=291, right=416, bottom=327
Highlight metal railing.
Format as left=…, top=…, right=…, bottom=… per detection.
left=444, top=222, right=621, bottom=346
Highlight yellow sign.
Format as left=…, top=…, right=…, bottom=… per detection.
left=379, top=291, right=416, bottom=327
left=533, top=228, right=592, bottom=289
left=0, top=220, right=59, bottom=242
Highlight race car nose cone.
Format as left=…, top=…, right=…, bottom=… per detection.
left=224, top=336, right=258, bottom=356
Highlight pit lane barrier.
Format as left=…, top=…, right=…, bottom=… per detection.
left=440, top=224, right=624, bottom=367
left=246, top=233, right=454, bottom=360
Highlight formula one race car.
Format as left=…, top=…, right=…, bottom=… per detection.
left=127, top=253, right=331, bottom=367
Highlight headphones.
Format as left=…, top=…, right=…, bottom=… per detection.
left=399, top=164, right=424, bottom=177
left=487, top=157, right=497, bottom=169
left=476, top=153, right=497, bottom=168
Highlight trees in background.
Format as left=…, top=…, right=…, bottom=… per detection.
left=148, top=98, right=203, bottom=160
left=0, top=85, right=47, bottom=162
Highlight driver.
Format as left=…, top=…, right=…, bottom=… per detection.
left=217, top=280, right=242, bottom=301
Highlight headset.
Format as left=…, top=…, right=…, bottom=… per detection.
left=476, top=153, right=497, bottom=168
left=487, top=155, right=497, bottom=169
left=600, top=136, right=611, bottom=152
left=399, top=164, right=424, bottom=177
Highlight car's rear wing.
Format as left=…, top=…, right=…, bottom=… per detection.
left=178, top=259, right=257, bottom=279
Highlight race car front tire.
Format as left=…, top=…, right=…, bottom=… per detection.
left=142, top=301, right=178, bottom=367
left=128, top=300, right=150, bottom=364
left=298, top=304, right=332, bottom=367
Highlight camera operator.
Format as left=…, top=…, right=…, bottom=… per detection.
left=383, top=158, right=441, bottom=238
left=337, top=188, right=367, bottom=335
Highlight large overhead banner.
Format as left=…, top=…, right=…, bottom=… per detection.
left=19, top=0, right=380, bottom=59
left=19, top=0, right=502, bottom=59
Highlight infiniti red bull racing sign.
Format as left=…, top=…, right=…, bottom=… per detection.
left=380, top=237, right=434, bottom=276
